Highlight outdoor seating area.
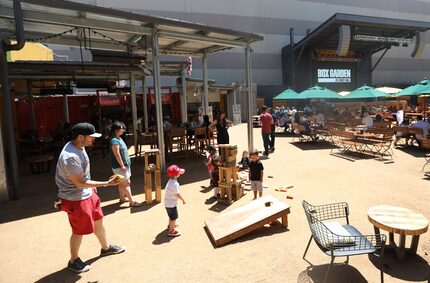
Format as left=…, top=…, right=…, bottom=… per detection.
left=1, top=123, right=428, bottom=283
left=1, top=2, right=430, bottom=282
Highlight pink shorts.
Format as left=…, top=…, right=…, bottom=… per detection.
left=61, top=193, right=104, bottom=235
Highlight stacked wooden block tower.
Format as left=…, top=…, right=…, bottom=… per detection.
left=144, top=149, right=162, bottom=204
left=217, top=144, right=244, bottom=205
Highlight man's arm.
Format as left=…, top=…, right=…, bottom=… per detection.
left=69, top=172, right=118, bottom=189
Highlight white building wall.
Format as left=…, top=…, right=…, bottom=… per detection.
left=70, top=0, right=430, bottom=87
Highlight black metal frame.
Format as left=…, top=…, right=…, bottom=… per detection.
left=302, top=200, right=386, bottom=283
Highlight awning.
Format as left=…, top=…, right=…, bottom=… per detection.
left=299, top=85, right=341, bottom=99
left=342, top=85, right=388, bottom=99
left=273, top=89, right=303, bottom=100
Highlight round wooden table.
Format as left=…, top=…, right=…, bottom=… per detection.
left=368, top=205, right=428, bottom=261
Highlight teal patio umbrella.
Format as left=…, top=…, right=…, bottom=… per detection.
left=273, top=88, right=304, bottom=100
left=395, top=80, right=430, bottom=96
left=299, top=85, right=341, bottom=99
left=343, top=85, right=388, bottom=99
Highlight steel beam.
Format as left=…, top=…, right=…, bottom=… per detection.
left=245, top=45, right=253, bottom=151
left=180, top=68, right=188, bottom=123
left=142, top=76, right=148, bottom=132
left=130, top=72, right=138, bottom=153
left=202, top=52, right=209, bottom=115
left=152, top=29, right=166, bottom=171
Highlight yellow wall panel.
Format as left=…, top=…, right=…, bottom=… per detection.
left=8, top=42, right=53, bottom=62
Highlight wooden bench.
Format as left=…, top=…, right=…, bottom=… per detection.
left=292, top=123, right=316, bottom=142
left=26, top=154, right=54, bottom=174
left=329, top=129, right=364, bottom=158
left=366, top=128, right=394, bottom=159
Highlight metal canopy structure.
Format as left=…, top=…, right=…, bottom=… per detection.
left=0, top=0, right=262, bottom=56
left=0, top=0, right=262, bottom=201
left=283, top=13, right=430, bottom=93
left=293, top=13, right=430, bottom=55
left=0, top=0, right=263, bottom=202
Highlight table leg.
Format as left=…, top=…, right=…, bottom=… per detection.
left=397, top=233, right=406, bottom=261
left=389, top=232, right=394, bottom=246
left=281, top=214, right=288, bottom=227
left=373, top=226, right=382, bottom=246
left=410, top=235, right=420, bottom=254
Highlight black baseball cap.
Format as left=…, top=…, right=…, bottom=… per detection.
left=71, top=123, right=102, bottom=138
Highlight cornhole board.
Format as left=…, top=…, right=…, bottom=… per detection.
left=205, top=195, right=291, bottom=247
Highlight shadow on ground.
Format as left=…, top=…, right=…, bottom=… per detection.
left=34, top=256, right=101, bottom=283
left=1, top=151, right=211, bottom=223
left=369, top=249, right=430, bottom=281
left=297, top=263, right=368, bottom=283
left=204, top=222, right=289, bottom=249
left=395, top=146, right=428, bottom=158
left=290, top=141, right=337, bottom=151
left=152, top=228, right=174, bottom=245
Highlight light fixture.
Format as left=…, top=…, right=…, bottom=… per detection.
left=353, top=34, right=413, bottom=45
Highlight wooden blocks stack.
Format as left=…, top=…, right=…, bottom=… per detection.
left=219, top=144, right=237, bottom=167
left=144, top=149, right=161, bottom=203
left=217, top=145, right=243, bottom=205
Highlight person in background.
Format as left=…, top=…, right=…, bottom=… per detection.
left=268, top=108, right=276, bottom=153
left=259, top=105, right=273, bottom=155
left=315, top=110, right=325, bottom=127
left=362, top=112, right=374, bottom=129
left=412, top=116, right=430, bottom=146
left=396, top=107, right=404, bottom=125
left=109, top=122, right=142, bottom=207
left=55, top=122, right=125, bottom=273
left=201, top=114, right=212, bottom=139
left=210, top=111, right=233, bottom=146
left=238, top=150, right=251, bottom=170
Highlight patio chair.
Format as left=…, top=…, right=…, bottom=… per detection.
left=194, top=127, right=207, bottom=155
left=421, top=139, right=430, bottom=173
left=302, top=200, right=386, bottom=283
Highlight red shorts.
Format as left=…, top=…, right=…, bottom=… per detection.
left=61, top=193, right=104, bottom=235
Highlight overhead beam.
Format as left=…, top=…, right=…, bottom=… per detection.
left=0, top=5, right=152, bottom=35
left=165, top=30, right=208, bottom=50
left=159, top=30, right=247, bottom=48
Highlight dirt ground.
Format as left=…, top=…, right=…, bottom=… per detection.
left=0, top=123, right=429, bottom=283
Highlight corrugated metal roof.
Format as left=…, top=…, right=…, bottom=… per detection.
left=0, top=0, right=263, bottom=56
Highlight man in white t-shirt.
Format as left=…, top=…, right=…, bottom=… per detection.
left=412, top=117, right=430, bottom=143
left=362, top=112, right=374, bottom=129
left=396, top=107, right=404, bottom=125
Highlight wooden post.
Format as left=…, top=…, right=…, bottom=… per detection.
left=144, top=149, right=162, bottom=203
left=144, top=172, right=153, bottom=203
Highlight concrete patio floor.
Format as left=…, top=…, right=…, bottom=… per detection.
left=0, top=123, right=429, bottom=282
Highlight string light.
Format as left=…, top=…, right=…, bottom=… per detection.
left=27, top=27, right=79, bottom=42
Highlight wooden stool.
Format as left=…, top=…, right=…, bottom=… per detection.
left=144, top=149, right=161, bottom=203
left=26, top=154, right=54, bottom=174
